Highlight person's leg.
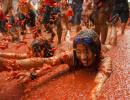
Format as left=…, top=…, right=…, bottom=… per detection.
left=98, top=10, right=109, bottom=44
left=57, top=20, right=62, bottom=44
left=0, top=20, right=7, bottom=35
left=100, top=24, right=108, bottom=44
left=120, top=10, right=129, bottom=35
left=120, top=22, right=127, bottom=35
left=94, top=24, right=101, bottom=36
left=74, top=4, right=82, bottom=25
left=27, top=10, right=36, bottom=29
left=19, top=14, right=27, bottom=41
left=71, top=3, right=83, bottom=29
left=44, top=6, right=52, bottom=23
left=90, top=10, right=100, bottom=35
left=111, top=25, right=117, bottom=45
left=47, top=24, right=55, bottom=42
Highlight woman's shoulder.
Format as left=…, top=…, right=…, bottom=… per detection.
left=99, top=56, right=112, bottom=75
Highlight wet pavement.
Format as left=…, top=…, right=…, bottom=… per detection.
left=98, top=30, right=130, bottom=99
left=23, top=69, right=96, bottom=100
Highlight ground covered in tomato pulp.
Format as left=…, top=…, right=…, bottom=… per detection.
left=0, top=28, right=130, bottom=100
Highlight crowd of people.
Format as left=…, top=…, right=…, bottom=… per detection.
left=0, top=0, right=129, bottom=99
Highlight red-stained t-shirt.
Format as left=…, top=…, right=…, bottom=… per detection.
left=65, top=8, right=74, bottom=17
left=44, top=0, right=56, bottom=6
left=0, top=10, right=5, bottom=20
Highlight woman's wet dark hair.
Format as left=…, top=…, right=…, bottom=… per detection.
left=72, top=29, right=101, bottom=70
left=31, top=39, right=53, bottom=57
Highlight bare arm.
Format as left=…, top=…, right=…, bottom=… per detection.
left=0, top=51, right=73, bottom=70
left=0, top=52, right=28, bottom=59
left=90, top=57, right=112, bottom=100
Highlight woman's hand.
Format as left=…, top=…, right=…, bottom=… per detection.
left=6, top=71, right=30, bottom=82
left=2, top=59, right=16, bottom=70
left=7, top=64, right=52, bottom=83
left=90, top=78, right=104, bottom=100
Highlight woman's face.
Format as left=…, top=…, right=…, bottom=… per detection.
left=76, top=44, right=94, bottom=67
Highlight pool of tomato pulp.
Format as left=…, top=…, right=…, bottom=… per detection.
left=0, top=28, right=129, bottom=100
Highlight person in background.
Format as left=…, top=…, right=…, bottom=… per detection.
left=82, top=0, right=93, bottom=28
left=41, top=0, right=56, bottom=42
left=90, top=0, right=114, bottom=45
left=112, top=0, right=129, bottom=35
left=6, top=9, right=19, bottom=42
left=71, top=0, right=84, bottom=32
left=17, top=0, right=36, bottom=41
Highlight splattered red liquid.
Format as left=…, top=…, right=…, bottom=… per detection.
left=0, top=28, right=130, bottom=100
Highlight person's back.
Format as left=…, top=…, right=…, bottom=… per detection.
left=114, top=0, right=129, bottom=10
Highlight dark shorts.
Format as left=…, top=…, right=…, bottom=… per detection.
left=18, top=10, right=36, bottom=29
left=113, top=9, right=129, bottom=23
left=71, top=3, right=83, bottom=25
left=27, top=10, right=36, bottom=27
left=0, top=20, right=6, bottom=33
left=42, top=6, right=52, bottom=24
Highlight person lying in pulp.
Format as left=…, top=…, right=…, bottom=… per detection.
left=0, top=29, right=112, bottom=99
left=30, top=38, right=54, bottom=58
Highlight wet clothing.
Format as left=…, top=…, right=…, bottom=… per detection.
left=90, top=0, right=113, bottom=24
left=0, top=20, right=6, bottom=33
left=42, top=4, right=60, bottom=25
left=65, top=8, right=74, bottom=17
left=89, top=0, right=113, bottom=44
left=18, top=10, right=36, bottom=30
left=0, top=10, right=5, bottom=20
left=113, top=0, right=129, bottom=11
left=42, top=6, right=52, bottom=24
left=0, top=10, right=6, bottom=33
left=42, top=1, right=61, bottom=41
left=18, top=2, right=32, bottom=15
left=7, top=15, right=16, bottom=33
left=71, top=0, right=84, bottom=25
left=44, top=0, right=55, bottom=6
left=82, top=0, right=92, bottom=23
left=112, top=0, right=129, bottom=23
left=8, top=16, right=15, bottom=26
left=42, top=0, right=57, bottom=24
left=17, top=2, right=36, bottom=29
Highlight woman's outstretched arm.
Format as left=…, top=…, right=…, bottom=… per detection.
left=90, top=56, right=112, bottom=100
left=0, top=52, right=28, bottom=59
left=0, top=51, right=73, bottom=70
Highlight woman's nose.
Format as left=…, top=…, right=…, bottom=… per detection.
left=80, top=53, right=86, bottom=60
